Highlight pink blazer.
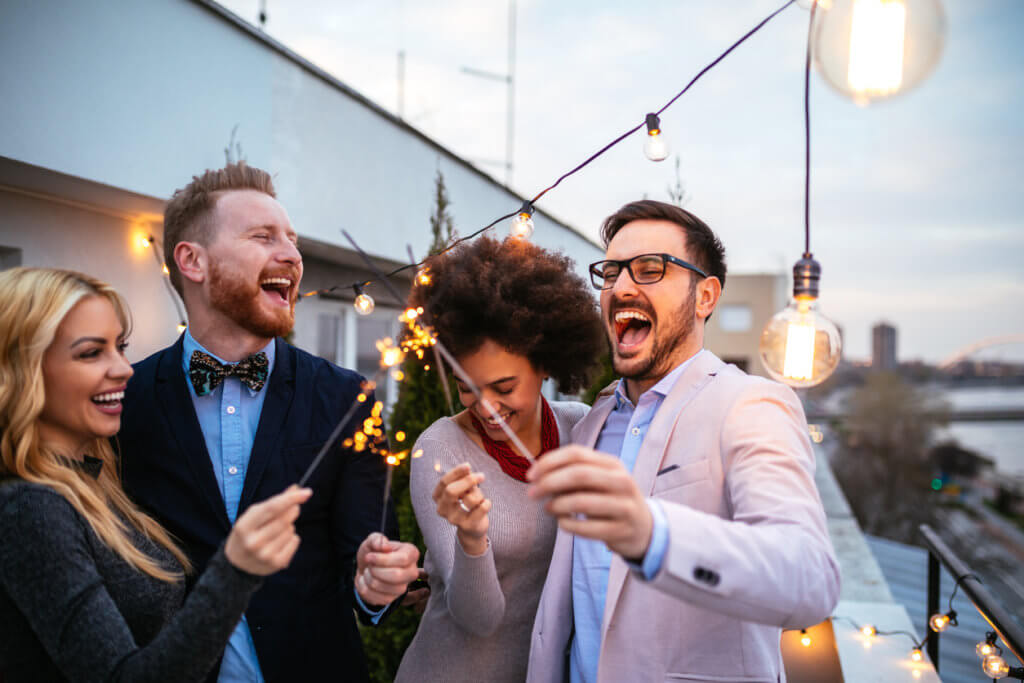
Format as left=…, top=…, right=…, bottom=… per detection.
left=526, top=351, right=840, bottom=683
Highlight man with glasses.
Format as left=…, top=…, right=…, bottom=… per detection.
left=525, top=200, right=839, bottom=683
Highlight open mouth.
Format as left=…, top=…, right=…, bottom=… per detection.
left=91, top=390, right=125, bottom=414
left=477, top=408, right=514, bottom=430
left=613, top=310, right=653, bottom=348
left=260, top=277, right=293, bottom=305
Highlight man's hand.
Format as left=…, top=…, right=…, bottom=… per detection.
left=527, top=445, right=653, bottom=561
left=401, top=568, right=430, bottom=615
left=355, top=533, right=421, bottom=607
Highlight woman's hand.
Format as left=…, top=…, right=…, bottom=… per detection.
left=432, top=463, right=491, bottom=557
left=225, top=485, right=312, bottom=575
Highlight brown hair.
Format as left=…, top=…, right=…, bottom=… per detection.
left=409, top=236, right=605, bottom=394
left=162, top=161, right=276, bottom=296
left=600, top=200, right=727, bottom=289
left=0, top=267, right=191, bottom=582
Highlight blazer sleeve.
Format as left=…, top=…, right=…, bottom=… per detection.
left=0, top=486, right=261, bottom=683
left=410, top=436, right=507, bottom=636
left=645, top=380, right=841, bottom=629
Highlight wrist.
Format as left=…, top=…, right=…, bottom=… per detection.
left=457, top=530, right=488, bottom=557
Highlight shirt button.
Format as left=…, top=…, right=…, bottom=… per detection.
left=631, top=427, right=641, bottom=436
left=228, top=466, right=239, bottom=475
left=226, top=405, right=236, bottom=414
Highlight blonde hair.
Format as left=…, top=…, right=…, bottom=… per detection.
left=0, top=267, right=191, bottom=582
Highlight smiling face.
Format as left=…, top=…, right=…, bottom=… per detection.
left=454, top=339, right=546, bottom=446
left=602, top=219, right=706, bottom=387
left=38, top=295, right=133, bottom=457
left=203, top=190, right=302, bottom=339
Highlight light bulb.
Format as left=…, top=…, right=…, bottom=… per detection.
left=354, top=291, right=375, bottom=315
left=137, top=235, right=152, bottom=249
left=800, top=630, right=812, bottom=647
left=861, top=625, right=877, bottom=638
left=176, top=322, right=187, bottom=334
left=759, top=256, right=841, bottom=388
left=643, top=113, right=669, bottom=162
left=910, top=648, right=923, bottom=662
left=162, top=264, right=170, bottom=276
left=982, top=654, right=1010, bottom=679
left=928, top=613, right=950, bottom=632
left=977, top=641, right=996, bottom=658
left=416, top=267, right=432, bottom=286
left=510, top=201, right=535, bottom=240
left=812, top=0, right=946, bottom=105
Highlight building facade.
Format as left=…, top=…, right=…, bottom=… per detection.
left=872, top=322, right=898, bottom=371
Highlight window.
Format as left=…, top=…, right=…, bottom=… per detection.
left=718, top=304, right=752, bottom=333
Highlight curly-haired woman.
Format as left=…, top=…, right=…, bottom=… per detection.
left=0, top=267, right=310, bottom=682
left=395, top=236, right=606, bottom=683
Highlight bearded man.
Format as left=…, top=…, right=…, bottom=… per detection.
left=118, top=162, right=420, bottom=682
left=525, top=200, right=840, bottom=683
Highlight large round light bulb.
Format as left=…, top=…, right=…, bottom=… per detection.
left=760, top=297, right=841, bottom=388
left=976, top=641, right=996, bottom=657
left=511, top=211, right=534, bottom=240
left=812, top=0, right=946, bottom=105
left=354, top=293, right=375, bottom=315
left=982, top=654, right=1010, bottom=679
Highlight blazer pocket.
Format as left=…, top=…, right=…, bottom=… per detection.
left=652, top=459, right=710, bottom=495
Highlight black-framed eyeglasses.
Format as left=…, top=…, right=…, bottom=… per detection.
left=588, top=253, right=708, bottom=290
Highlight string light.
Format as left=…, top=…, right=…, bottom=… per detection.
left=759, top=1, right=842, bottom=388
left=977, top=633, right=999, bottom=658
left=416, top=267, right=432, bottom=286
left=861, top=624, right=877, bottom=638
left=162, top=264, right=170, bottom=276
left=510, top=201, right=535, bottom=240
left=353, top=284, right=375, bottom=315
left=910, top=647, right=924, bottom=662
left=982, top=654, right=1011, bottom=679
left=811, top=0, right=946, bottom=106
left=643, top=113, right=670, bottom=161
left=177, top=322, right=187, bottom=334
left=928, top=610, right=956, bottom=633
left=137, top=235, right=152, bottom=250
left=800, top=629, right=812, bottom=647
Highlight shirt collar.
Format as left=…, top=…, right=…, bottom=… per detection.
left=182, top=328, right=276, bottom=396
left=613, top=348, right=706, bottom=409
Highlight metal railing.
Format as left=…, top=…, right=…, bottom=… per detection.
left=920, top=524, right=1024, bottom=674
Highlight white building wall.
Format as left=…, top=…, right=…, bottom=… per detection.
left=0, top=0, right=600, bottom=279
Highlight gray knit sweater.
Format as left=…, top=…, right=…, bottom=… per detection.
left=396, top=400, right=588, bottom=683
left=0, top=467, right=262, bottom=682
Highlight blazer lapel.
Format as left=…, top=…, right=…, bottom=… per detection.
left=155, top=338, right=231, bottom=532
left=600, top=351, right=726, bottom=641
left=240, top=338, right=296, bottom=510
left=573, top=382, right=618, bottom=448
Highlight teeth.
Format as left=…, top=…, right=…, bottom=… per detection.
left=614, top=311, right=651, bottom=324
left=260, top=278, right=292, bottom=287
left=93, top=391, right=124, bottom=402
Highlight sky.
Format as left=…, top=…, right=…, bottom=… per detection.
left=219, top=0, right=1024, bottom=364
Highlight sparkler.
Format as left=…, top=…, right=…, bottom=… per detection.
left=342, top=230, right=535, bottom=463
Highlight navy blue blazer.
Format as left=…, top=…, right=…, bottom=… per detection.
left=118, top=336, right=398, bottom=682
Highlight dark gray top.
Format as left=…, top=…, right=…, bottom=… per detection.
left=0, top=470, right=262, bottom=682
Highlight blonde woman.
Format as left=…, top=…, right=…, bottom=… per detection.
left=0, top=267, right=310, bottom=682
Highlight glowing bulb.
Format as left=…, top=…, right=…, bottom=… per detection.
left=928, top=613, right=950, bottom=632
left=377, top=338, right=405, bottom=368
left=643, top=113, right=669, bottom=162
left=977, top=641, right=996, bottom=657
left=354, top=292, right=375, bottom=315
left=800, top=630, right=812, bottom=647
left=511, top=202, right=535, bottom=240
left=910, top=648, right=923, bottom=662
left=812, top=0, right=946, bottom=105
left=137, top=235, right=152, bottom=249
left=860, top=625, right=877, bottom=638
left=162, top=264, right=170, bottom=276
left=386, top=455, right=399, bottom=466
left=176, top=322, right=187, bottom=334
left=395, top=431, right=406, bottom=442
left=416, top=268, right=432, bottom=286
left=759, top=258, right=841, bottom=388
left=982, top=654, right=1010, bottom=679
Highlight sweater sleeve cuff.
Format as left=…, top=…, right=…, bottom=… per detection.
left=207, top=544, right=265, bottom=591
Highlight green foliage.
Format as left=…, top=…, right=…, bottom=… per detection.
left=360, top=169, right=459, bottom=683
left=831, top=371, right=951, bottom=543
left=581, top=350, right=616, bottom=406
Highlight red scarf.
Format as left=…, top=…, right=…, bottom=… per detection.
left=469, top=396, right=559, bottom=482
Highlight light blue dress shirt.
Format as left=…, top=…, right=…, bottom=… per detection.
left=569, top=350, right=704, bottom=683
left=183, top=330, right=272, bottom=683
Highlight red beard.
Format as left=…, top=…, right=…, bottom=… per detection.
left=208, top=260, right=297, bottom=339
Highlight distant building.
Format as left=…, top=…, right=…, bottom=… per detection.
left=704, top=272, right=787, bottom=378
left=872, top=322, right=898, bottom=371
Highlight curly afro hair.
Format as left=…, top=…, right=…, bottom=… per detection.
left=408, top=236, right=605, bottom=394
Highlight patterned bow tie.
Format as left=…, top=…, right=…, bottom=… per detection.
left=189, top=350, right=269, bottom=396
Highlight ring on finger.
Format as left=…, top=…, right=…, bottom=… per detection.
left=458, top=498, right=471, bottom=513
